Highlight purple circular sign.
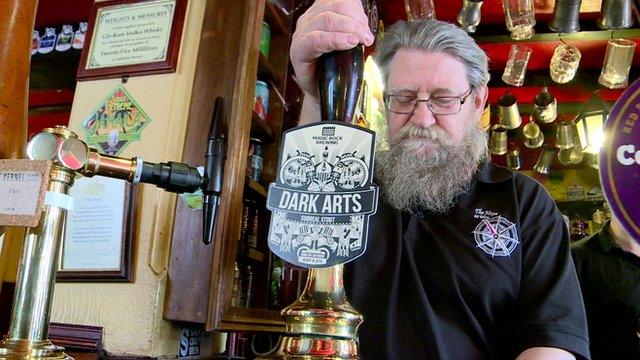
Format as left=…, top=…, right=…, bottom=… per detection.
left=600, top=79, right=640, bottom=244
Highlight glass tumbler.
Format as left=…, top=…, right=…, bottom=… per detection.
left=598, top=38, right=636, bottom=89
left=502, top=0, right=536, bottom=40
left=502, top=44, right=532, bottom=87
left=550, top=44, right=581, bottom=84
left=405, top=0, right=436, bottom=21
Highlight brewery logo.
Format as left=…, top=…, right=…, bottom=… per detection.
left=81, top=85, right=151, bottom=156
left=472, top=215, right=519, bottom=257
left=600, top=78, right=640, bottom=243
left=266, top=122, right=378, bottom=268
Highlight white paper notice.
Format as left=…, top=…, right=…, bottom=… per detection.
left=88, top=0, right=176, bottom=68
left=62, top=176, right=126, bottom=270
left=0, top=171, right=43, bottom=216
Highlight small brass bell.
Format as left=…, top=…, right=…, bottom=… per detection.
left=523, top=121, right=544, bottom=149
left=497, top=93, right=522, bottom=129
left=534, top=145, right=558, bottom=175
left=555, top=122, right=575, bottom=149
left=489, top=124, right=508, bottom=155
left=533, top=87, right=557, bottom=123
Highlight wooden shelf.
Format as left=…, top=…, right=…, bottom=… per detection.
left=239, top=247, right=266, bottom=263
left=219, top=307, right=284, bottom=332
left=251, top=111, right=276, bottom=143
left=264, top=0, right=290, bottom=37
left=245, top=176, right=268, bottom=198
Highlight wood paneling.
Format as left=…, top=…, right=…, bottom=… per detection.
left=165, top=0, right=266, bottom=329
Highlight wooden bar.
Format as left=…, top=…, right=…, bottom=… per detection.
left=0, top=0, right=37, bottom=159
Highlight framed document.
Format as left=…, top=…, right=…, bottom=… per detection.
left=58, top=176, right=135, bottom=282
left=77, top=0, right=187, bottom=80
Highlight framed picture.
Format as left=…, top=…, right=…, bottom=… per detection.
left=77, top=0, right=187, bottom=80
left=57, top=176, right=135, bottom=282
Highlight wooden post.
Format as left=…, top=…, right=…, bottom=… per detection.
left=0, top=0, right=38, bottom=159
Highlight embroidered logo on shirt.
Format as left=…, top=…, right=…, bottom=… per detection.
left=472, top=212, right=519, bottom=257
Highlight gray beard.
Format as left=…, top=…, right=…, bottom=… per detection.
left=375, top=120, right=489, bottom=214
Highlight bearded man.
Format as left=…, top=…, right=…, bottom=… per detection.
left=290, top=1, right=590, bottom=359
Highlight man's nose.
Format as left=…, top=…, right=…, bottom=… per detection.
left=410, top=100, right=436, bottom=128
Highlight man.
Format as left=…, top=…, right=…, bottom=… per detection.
left=290, top=1, right=589, bottom=359
left=572, top=215, right=640, bottom=359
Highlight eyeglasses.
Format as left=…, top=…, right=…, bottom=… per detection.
left=383, top=88, right=473, bottom=115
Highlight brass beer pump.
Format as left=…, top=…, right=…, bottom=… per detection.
left=0, top=127, right=207, bottom=359
left=260, top=40, right=367, bottom=360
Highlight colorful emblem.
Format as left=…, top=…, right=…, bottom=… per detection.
left=81, top=85, right=151, bottom=156
left=266, top=122, right=378, bottom=268
left=472, top=216, right=519, bottom=257
left=600, top=78, right=640, bottom=243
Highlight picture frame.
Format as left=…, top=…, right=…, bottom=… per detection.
left=77, top=0, right=187, bottom=80
left=57, top=176, right=135, bottom=282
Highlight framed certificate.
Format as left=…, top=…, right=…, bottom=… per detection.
left=57, top=176, right=135, bottom=282
left=77, top=0, right=187, bottom=80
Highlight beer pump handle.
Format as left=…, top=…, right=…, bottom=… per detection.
left=316, top=0, right=368, bottom=123
left=317, top=45, right=365, bottom=123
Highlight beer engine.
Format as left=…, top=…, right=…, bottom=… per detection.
left=259, top=25, right=378, bottom=360
left=0, top=107, right=226, bottom=359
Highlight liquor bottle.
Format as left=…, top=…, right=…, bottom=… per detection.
left=38, top=27, right=56, bottom=54
left=243, top=265, right=253, bottom=307
left=231, top=262, right=244, bottom=307
left=31, top=30, right=40, bottom=55
left=248, top=137, right=263, bottom=182
left=55, top=24, right=73, bottom=52
left=72, top=22, right=88, bottom=49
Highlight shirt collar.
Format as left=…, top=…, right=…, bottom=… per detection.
left=476, top=161, right=513, bottom=184
left=597, top=221, right=616, bottom=253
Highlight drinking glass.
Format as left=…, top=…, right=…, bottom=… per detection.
left=550, top=44, right=581, bottom=84
left=502, top=44, right=532, bottom=87
left=405, top=0, right=436, bottom=21
left=599, top=38, right=636, bottom=89
left=502, top=0, right=536, bottom=40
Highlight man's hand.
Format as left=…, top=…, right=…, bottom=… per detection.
left=290, top=0, right=374, bottom=103
left=516, top=347, right=576, bottom=360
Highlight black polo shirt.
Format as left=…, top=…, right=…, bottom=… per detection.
left=572, top=222, right=640, bottom=359
left=345, top=162, right=590, bottom=359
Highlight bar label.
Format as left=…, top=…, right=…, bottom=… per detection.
left=266, top=122, right=378, bottom=268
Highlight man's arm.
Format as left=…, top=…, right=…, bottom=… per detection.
left=289, top=0, right=373, bottom=126
left=517, top=347, right=576, bottom=360
left=514, top=174, right=590, bottom=359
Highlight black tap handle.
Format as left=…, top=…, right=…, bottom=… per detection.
left=203, top=96, right=227, bottom=245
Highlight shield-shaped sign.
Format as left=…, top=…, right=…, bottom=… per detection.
left=266, top=121, right=378, bottom=268
left=600, top=79, right=640, bottom=243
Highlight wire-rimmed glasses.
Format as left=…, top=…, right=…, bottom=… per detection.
left=383, top=88, right=473, bottom=115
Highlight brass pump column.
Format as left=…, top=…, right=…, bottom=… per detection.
left=0, top=127, right=79, bottom=360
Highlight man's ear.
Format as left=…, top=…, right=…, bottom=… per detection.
left=471, top=85, right=489, bottom=121
left=473, top=85, right=488, bottom=109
